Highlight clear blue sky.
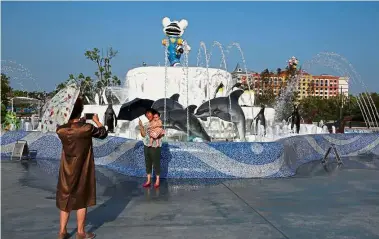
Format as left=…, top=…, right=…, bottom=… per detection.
left=2, top=1, right=379, bottom=93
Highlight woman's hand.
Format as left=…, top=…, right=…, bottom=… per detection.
left=92, top=114, right=100, bottom=122
left=92, top=114, right=103, bottom=127
left=139, top=119, right=146, bottom=137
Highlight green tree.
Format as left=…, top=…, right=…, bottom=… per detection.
left=1, top=103, right=6, bottom=124
left=1, top=73, right=12, bottom=106
left=366, top=93, right=379, bottom=122
left=84, top=47, right=121, bottom=89
left=53, top=81, right=69, bottom=94
left=298, top=94, right=367, bottom=123
left=84, top=47, right=121, bottom=104
left=1, top=74, right=13, bottom=123
left=254, top=69, right=276, bottom=107
left=370, top=92, right=379, bottom=109
left=53, top=47, right=121, bottom=104
left=255, top=87, right=276, bottom=107
left=53, top=73, right=95, bottom=104
left=253, top=69, right=272, bottom=106
left=12, top=90, right=28, bottom=97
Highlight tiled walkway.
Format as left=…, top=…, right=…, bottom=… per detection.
left=2, top=157, right=379, bottom=239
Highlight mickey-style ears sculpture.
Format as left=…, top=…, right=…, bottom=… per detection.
left=178, top=19, right=188, bottom=30
left=162, top=17, right=170, bottom=27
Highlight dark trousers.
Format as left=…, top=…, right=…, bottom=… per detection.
left=106, top=120, right=114, bottom=132
left=144, top=145, right=162, bottom=176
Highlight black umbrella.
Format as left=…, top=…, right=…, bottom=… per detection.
left=118, top=98, right=154, bottom=121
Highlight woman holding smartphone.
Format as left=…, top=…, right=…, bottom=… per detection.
left=56, top=98, right=108, bottom=239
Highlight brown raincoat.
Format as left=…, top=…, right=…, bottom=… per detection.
left=55, top=122, right=107, bottom=212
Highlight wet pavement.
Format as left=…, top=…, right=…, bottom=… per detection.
left=2, top=156, right=379, bottom=239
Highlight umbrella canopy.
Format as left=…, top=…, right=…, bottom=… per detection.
left=41, top=80, right=80, bottom=132
left=118, top=98, right=154, bottom=121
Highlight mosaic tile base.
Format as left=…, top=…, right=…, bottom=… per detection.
left=1, top=131, right=379, bottom=178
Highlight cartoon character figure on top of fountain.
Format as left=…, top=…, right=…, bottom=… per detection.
left=288, top=56, right=299, bottom=69
left=162, top=17, right=191, bottom=66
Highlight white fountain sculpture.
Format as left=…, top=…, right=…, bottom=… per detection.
left=78, top=38, right=327, bottom=142
left=323, top=125, right=328, bottom=133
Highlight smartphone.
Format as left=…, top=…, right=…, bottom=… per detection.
left=85, top=113, right=95, bottom=119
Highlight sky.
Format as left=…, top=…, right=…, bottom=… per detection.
left=1, top=1, right=379, bottom=94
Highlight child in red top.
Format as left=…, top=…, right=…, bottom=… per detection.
left=148, top=113, right=165, bottom=147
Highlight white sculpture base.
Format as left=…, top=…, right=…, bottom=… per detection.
left=80, top=66, right=327, bottom=142
left=125, top=66, right=233, bottom=107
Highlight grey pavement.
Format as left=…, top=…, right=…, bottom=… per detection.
left=1, top=157, right=379, bottom=239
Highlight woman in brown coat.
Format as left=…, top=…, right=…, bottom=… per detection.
left=56, top=98, right=107, bottom=239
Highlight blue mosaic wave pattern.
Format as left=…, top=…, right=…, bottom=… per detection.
left=1, top=131, right=379, bottom=178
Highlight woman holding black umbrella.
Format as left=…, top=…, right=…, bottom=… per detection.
left=138, top=108, right=163, bottom=188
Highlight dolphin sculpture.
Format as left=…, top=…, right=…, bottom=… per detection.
left=213, top=82, right=225, bottom=98
left=226, top=82, right=243, bottom=94
left=160, top=105, right=211, bottom=141
left=152, top=93, right=184, bottom=113
left=194, top=89, right=246, bottom=141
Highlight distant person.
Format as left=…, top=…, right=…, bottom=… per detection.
left=139, top=108, right=163, bottom=188
left=56, top=97, right=108, bottom=239
left=290, top=105, right=301, bottom=134
left=147, top=113, right=165, bottom=147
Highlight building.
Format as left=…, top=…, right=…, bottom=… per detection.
left=230, top=63, right=253, bottom=86
left=307, top=74, right=340, bottom=99
left=338, top=76, right=349, bottom=97
left=231, top=63, right=349, bottom=99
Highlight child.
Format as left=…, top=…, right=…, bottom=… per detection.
left=148, top=113, right=165, bottom=147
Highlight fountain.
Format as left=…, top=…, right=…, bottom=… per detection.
left=1, top=60, right=43, bottom=92
left=1, top=61, right=46, bottom=131
left=79, top=18, right=328, bottom=142
left=302, top=52, right=379, bottom=130
left=3, top=16, right=379, bottom=179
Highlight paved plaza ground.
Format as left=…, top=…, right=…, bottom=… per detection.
left=2, top=157, right=379, bottom=239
